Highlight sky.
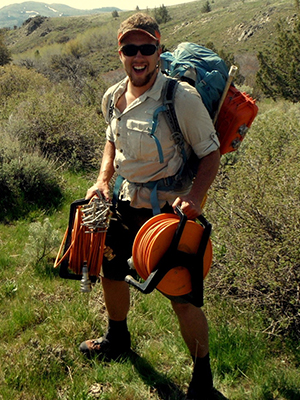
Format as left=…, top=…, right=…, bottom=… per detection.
left=0, top=0, right=195, bottom=11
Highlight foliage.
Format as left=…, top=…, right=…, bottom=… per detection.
left=0, top=34, right=11, bottom=66
left=0, top=100, right=300, bottom=399
left=6, top=88, right=105, bottom=170
left=153, top=5, right=172, bottom=24
left=201, top=1, right=212, bottom=13
left=0, top=131, right=63, bottom=221
left=256, top=17, right=300, bottom=102
left=0, top=64, right=49, bottom=96
left=24, top=218, right=61, bottom=269
left=0, top=64, right=106, bottom=170
left=206, top=101, right=300, bottom=339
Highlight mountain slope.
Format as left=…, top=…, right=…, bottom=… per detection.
left=0, top=1, right=121, bottom=28
left=4, top=0, right=298, bottom=83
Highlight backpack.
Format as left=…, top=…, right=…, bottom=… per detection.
left=160, top=42, right=258, bottom=155
left=161, top=42, right=229, bottom=118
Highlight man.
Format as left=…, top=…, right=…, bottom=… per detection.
left=80, top=13, right=221, bottom=400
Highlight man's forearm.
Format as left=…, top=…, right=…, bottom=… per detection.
left=86, top=140, right=115, bottom=200
left=96, top=140, right=116, bottom=185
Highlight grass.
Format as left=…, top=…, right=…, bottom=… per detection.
left=0, top=170, right=299, bottom=399
left=1, top=3, right=300, bottom=395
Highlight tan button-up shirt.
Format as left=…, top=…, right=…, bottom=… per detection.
left=102, top=72, right=219, bottom=209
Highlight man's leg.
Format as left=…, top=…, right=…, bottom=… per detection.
left=101, top=277, right=130, bottom=320
left=171, top=301, right=209, bottom=357
left=171, top=301, right=214, bottom=399
left=79, top=277, right=131, bottom=359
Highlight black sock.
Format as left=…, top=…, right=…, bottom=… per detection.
left=106, top=318, right=129, bottom=340
left=190, top=353, right=213, bottom=393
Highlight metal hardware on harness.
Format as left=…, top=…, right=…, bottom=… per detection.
left=81, top=190, right=111, bottom=232
left=125, top=206, right=212, bottom=307
left=80, top=262, right=92, bottom=293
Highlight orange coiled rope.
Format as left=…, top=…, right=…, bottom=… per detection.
left=132, top=213, right=213, bottom=296
left=54, top=195, right=110, bottom=277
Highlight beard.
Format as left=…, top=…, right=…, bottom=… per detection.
left=128, top=66, right=157, bottom=87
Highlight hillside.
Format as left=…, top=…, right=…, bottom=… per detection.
left=0, top=1, right=121, bottom=29
left=3, top=0, right=298, bottom=83
left=0, top=1, right=300, bottom=399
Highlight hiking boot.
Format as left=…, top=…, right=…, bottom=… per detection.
left=186, top=386, right=228, bottom=400
left=79, top=331, right=131, bottom=360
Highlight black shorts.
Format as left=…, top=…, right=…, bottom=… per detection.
left=101, top=201, right=174, bottom=281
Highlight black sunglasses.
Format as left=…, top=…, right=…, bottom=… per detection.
left=120, top=44, right=158, bottom=57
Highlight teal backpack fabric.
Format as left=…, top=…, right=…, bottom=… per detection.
left=160, top=42, right=229, bottom=118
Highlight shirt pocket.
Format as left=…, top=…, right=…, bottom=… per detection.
left=126, top=118, right=160, bottom=161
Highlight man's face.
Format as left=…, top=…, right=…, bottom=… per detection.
left=119, top=31, right=161, bottom=89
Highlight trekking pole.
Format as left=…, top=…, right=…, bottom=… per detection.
left=213, top=65, right=238, bottom=125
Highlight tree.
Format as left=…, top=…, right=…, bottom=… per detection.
left=256, top=18, right=300, bottom=102
left=153, top=5, right=171, bottom=24
left=201, top=1, right=211, bottom=13
left=0, top=35, right=11, bottom=66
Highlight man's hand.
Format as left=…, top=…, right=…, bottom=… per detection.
left=85, top=182, right=110, bottom=201
left=172, top=195, right=203, bottom=220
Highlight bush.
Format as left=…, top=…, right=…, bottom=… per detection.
left=0, top=35, right=11, bottom=66
left=206, top=102, right=300, bottom=339
left=24, top=218, right=61, bottom=271
left=256, top=18, right=300, bottom=102
left=6, top=88, right=106, bottom=170
left=153, top=5, right=171, bottom=24
left=0, top=131, right=63, bottom=221
left=0, top=65, right=51, bottom=120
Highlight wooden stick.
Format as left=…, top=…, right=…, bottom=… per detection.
left=213, top=65, right=238, bottom=125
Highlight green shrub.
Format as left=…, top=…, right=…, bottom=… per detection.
left=0, top=65, right=51, bottom=101
left=6, top=88, right=106, bottom=170
left=256, top=18, right=300, bottom=103
left=24, top=218, right=61, bottom=271
left=0, top=131, right=63, bottom=221
left=0, top=65, right=52, bottom=121
left=206, top=101, right=300, bottom=339
left=0, top=34, right=12, bottom=66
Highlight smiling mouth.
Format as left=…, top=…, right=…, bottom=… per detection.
left=133, top=65, right=147, bottom=72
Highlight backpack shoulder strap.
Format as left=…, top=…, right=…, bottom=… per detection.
left=162, top=78, right=187, bottom=163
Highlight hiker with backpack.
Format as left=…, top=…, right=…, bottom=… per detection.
left=79, top=13, right=223, bottom=400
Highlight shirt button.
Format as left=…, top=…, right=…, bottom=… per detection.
left=120, top=149, right=123, bottom=153
left=116, top=133, right=120, bottom=137
left=116, top=165, right=119, bottom=169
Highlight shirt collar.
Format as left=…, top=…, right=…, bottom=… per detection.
left=111, top=71, right=166, bottom=114
left=140, top=71, right=166, bottom=102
